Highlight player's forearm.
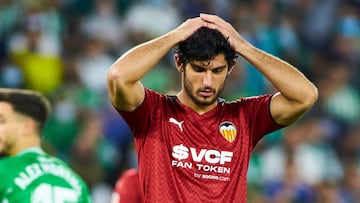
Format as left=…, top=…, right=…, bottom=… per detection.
left=237, top=42, right=318, bottom=106
left=108, top=31, right=180, bottom=85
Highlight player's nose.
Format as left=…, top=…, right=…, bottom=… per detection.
left=202, top=71, right=213, bottom=87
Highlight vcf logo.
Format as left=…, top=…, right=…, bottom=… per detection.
left=172, top=144, right=233, bottom=165
left=219, top=121, right=237, bottom=143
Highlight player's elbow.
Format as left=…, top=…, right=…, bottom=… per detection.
left=108, top=65, right=129, bottom=87
left=107, top=66, right=127, bottom=95
left=302, top=84, right=318, bottom=110
left=293, top=84, right=318, bottom=116
left=290, top=84, right=318, bottom=114
left=107, top=66, right=121, bottom=84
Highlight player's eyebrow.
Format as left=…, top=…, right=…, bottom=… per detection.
left=190, top=63, right=227, bottom=70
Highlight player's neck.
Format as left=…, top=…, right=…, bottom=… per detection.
left=176, top=90, right=218, bottom=115
left=10, top=134, right=41, bottom=156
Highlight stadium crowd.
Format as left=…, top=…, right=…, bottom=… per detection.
left=0, top=0, right=359, bottom=202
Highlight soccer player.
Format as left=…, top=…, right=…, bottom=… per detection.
left=107, top=14, right=318, bottom=202
left=0, top=88, right=91, bottom=203
left=111, top=168, right=143, bottom=203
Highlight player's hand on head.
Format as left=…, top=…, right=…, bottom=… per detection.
left=200, top=13, right=247, bottom=50
left=173, top=17, right=208, bottom=42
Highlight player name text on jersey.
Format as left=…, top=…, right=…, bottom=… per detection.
left=14, top=161, right=82, bottom=192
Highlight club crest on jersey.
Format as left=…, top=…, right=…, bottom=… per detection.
left=219, top=121, right=237, bottom=143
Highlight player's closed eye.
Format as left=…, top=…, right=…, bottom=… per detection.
left=212, top=67, right=226, bottom=74
left=191, top=64, right=226, bottom=74
left=191, top=64, right=206, bottom=72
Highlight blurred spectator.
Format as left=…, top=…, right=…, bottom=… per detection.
left=8, top=11, right=63, bottom=95
left=338, top=162, right=360, bottom=203
left=315, top=181, right=344, bottom=203
left=100, top=105, right=134, bottom=177
left=321, top=61, right=360, bottom=124
left=0, top=0, right=21, bottom=37
left=124, top=0, right=181, bottom=38
left=263, top=156, right=315, bottom=203
left=68, top=112, right=120, bottom=189
left=75, top=37, right=113, bottom=96
left=332, top=4, right=360, bottom=88
left=298, top=0, right=339, bottom=49
left=80, top=0, right=125, bottom=53
left=260, top=120, right=343, bottom=186
left=42, top=87, right=81, bottom=159
left=0, top=63, right=23, bottom=88
left=339, top=123, right=360, bottom=164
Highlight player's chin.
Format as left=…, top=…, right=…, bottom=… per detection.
left=197, top=95, right=217, bottom=105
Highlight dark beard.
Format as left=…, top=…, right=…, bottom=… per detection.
left=183, top=76, right=225, bottom=106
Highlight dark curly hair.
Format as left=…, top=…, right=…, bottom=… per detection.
left=175, top=27, right=238, bottom=67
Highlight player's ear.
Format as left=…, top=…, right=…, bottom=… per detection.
left=174, top=54, right=184, bottom=72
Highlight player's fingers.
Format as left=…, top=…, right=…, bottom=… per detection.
left=200, top=13, right=226, bottom=25
left=204, top=21, right=217, bottom=30
left=201, top=13, right=232, bottom=32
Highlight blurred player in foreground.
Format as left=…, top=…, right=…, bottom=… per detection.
left=107, top=13, right=318, bottom=202
left=112, top=168, right=143, bottom=203
left=0, top=88, right=91, bottom=202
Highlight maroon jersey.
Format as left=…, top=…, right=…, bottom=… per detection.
left=118, top=89, right=283, bottom=202
left=112, top=168, right=143, bottom=203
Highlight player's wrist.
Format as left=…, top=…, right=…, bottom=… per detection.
left=163, top=30, right=184, bottom=46
left=234, top=39, right=253, bottom=57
